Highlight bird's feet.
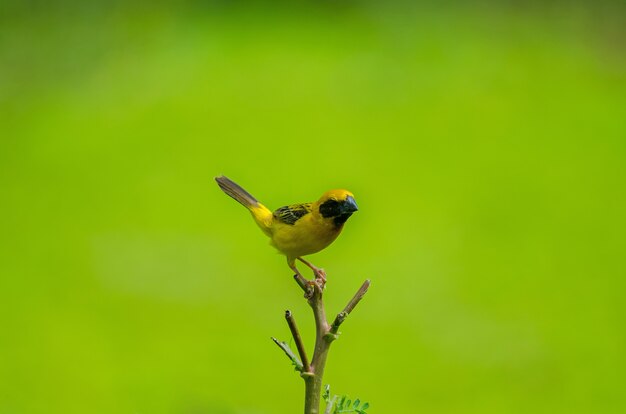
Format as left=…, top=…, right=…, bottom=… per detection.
left=297, top=257, right=326, bottom=286
left=292, top=258, right=327, bottom=295
left=293, top=271, right=325, bottom=298
left=313, top=268, right=327, bottom=288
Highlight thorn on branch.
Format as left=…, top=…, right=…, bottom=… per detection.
left=330, top=279, right=370, bottom=335
left=271, top=337, right=304, bottom=372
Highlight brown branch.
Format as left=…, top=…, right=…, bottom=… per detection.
left=304, top=280, right=329, bottom=414
left=276, top=276, right=372, bottom=414
left=330, top=279, right=371, bottom=335
left=293, top=273, right=309, bottom=292
left=285, top=310, right=310, bottom=373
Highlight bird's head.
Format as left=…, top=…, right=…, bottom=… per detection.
left=317, top=189, right=358, bottom=227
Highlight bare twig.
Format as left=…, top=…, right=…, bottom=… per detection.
left=293, top=274, right=309, bottom=292
left=285, top=310, right=310, bottom=372
left=330, top=279, right=371, bottom=335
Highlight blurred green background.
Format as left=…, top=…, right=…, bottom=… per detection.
left=1, top=1, right=625, bottom=413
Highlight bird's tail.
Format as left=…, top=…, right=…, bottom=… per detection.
left=215, top=175, right=259, bottom=208
left=215, top=175, right=274, bottom=236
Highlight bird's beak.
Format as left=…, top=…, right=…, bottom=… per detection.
left=342, top=196, right=359, bottom=214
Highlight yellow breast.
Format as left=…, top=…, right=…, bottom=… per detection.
left=270, top=212, right=342, bottom=259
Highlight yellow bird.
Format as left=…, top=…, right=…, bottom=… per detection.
left=215, top=175, right=358, bottom=282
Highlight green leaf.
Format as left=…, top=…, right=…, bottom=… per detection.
left=326, top=392, right=369, bottom=413
left=323, top=384, right=330, bottom=403
left=338, top=396, right=346, bottom=410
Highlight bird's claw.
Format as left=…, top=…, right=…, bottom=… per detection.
left=296, top=269, right=326, bottom=298
left=314, top=269, right=326, bottom=289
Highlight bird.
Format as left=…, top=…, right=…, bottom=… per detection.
left=215, top=175, right=358, bottom=282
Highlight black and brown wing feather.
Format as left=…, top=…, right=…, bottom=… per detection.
left=273, top=203, right=312, bottom=225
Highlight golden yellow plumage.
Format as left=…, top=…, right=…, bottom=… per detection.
left=215, top=176, right=358, bottom=281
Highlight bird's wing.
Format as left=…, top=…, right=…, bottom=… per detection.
left=273, top=203, right=312, bottom=225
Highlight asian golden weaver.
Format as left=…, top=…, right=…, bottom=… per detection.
left=215, top=176, right=358, bottom=281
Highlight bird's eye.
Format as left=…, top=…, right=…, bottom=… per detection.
left=319, top=199, right=340, bottom=218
